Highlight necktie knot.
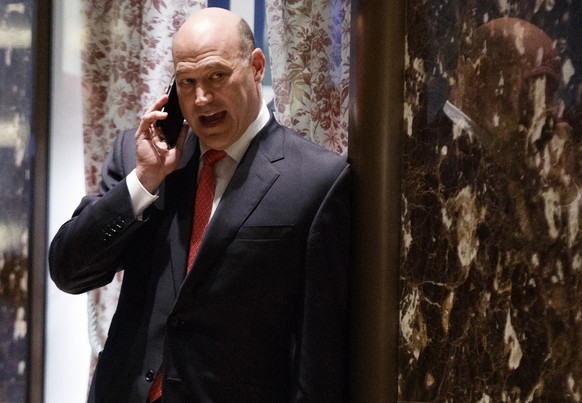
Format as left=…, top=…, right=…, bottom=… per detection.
left=203, top=149, right=227, bottom=167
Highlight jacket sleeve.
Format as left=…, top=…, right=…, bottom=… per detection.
left=49, top=129, right=143, bottom=294
left=293, top=164, right=351, bottom=402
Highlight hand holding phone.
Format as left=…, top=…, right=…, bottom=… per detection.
left=156, top=77, right=184, bottom=148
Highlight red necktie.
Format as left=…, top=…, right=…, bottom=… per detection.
left=147, top=149, right=226, bottom=403
left=187, top=149, right=227, bottom=271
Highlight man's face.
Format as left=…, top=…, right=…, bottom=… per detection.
left=480, top=64, right=526, bottom=141
left=475, top=63, right=556, bottom=147
left=173, top=22, right=265, bottom=150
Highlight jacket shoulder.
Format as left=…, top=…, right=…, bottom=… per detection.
left=264, top=119, right=348, bottom=170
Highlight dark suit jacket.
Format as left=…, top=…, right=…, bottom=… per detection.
left=49, top=115, right=351, bottom=403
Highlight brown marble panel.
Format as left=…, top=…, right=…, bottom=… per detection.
left=401, top=1, right=582, bottom=402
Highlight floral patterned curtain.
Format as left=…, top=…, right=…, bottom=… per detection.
left=80, top=0, right=351, bottom=374
left=266, top=0, right=351, bottom=155
left=81, top=0, right=206, bottom=370
left=82, top=0, right=206, bottom=195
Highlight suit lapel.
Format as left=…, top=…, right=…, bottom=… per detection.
left=182, top=119, right=284, bottom=290
left=163, top=135, right=200, bottom=295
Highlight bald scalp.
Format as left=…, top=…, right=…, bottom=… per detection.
left=173, top=7, right=256, bottom=62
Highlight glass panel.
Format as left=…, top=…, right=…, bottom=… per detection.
left=0, top=1, right=34, bottom=402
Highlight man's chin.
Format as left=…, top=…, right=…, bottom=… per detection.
left=196, top=132, right=231, bottom=150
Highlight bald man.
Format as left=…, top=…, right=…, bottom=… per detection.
left=446, top=17, right=564, bottom=175
left=49, top=8, right=350, bottom=403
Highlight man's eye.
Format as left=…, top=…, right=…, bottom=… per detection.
left=211, top=72, right=225, bottom=80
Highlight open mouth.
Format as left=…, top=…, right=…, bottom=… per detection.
left=199, top=111, right=227, bottom=126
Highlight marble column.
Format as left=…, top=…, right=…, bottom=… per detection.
left=349, top=0, right=403, bottom=401
left=400, top=1, right=582, bottom=402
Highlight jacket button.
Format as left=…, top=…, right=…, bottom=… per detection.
left=145, top=369, right=155, bottom=382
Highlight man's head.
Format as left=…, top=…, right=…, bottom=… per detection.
left=172, top=7, right=266, bottom=150
left=449, top=18, right=561, bottom=153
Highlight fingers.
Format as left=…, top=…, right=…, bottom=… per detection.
left=136, top=94, right=170, bottom=143
left=133, top=95, right=188, bottom=193
left=145, top=93, right=170, bottom=115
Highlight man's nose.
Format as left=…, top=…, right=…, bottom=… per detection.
left=195, top=85, right=212, bottom=106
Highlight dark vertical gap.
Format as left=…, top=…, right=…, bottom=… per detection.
left=29, top=0, right=51, bottom=401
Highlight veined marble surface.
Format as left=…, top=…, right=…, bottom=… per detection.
left=401, top=1, right=582, bottom=402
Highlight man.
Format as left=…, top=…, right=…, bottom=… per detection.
left=445, top=18, right=565, bottom=177
left=49, top=7, right=350, bottom=403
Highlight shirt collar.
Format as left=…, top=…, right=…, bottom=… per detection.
left=444, top=100, right=502, bottom=154
left=200, top=101, right=271, bottom=162
left=443, top=100, right=477, bottom=134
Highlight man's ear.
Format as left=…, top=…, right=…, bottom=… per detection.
left=251, top=48, right=266, bottom=82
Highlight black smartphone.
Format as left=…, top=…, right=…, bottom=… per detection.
left=157, top=77, right=184, bottom=148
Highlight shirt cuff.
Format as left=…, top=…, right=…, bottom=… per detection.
left=126, top=169, right=159, bottom=219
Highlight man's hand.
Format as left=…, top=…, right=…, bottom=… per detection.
left=135, top=94, right=189, bottom=194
